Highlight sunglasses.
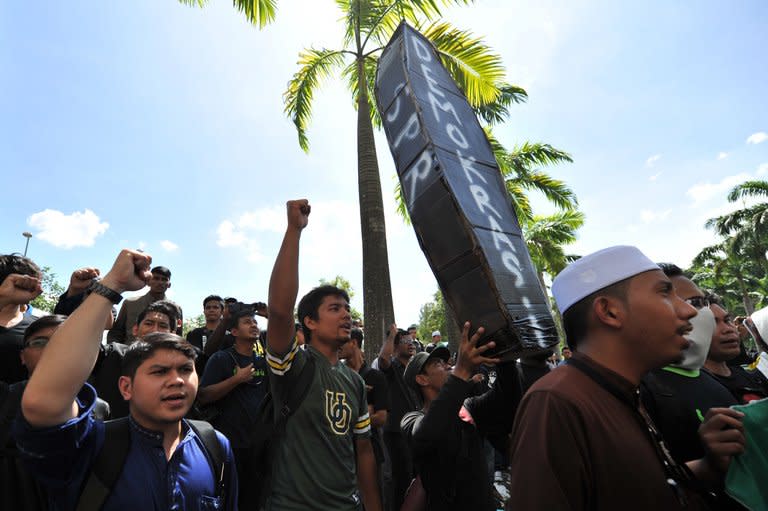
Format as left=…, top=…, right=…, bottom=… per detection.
left=684, top=296, right=710, bottom=310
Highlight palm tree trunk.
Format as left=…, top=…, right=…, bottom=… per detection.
left=355, top=42, right=395, bottom=362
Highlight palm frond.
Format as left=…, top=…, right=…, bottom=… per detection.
left=728, top=180, right=768, bottom=202
left=283, top=48, right=347, bottom=152
left=422, top=21, right=505, bottom=106
left=179, top=0, right=278, bottom=28
left=474, top=84, right=528, bottom=125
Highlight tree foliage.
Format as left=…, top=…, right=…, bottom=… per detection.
left=689, top=179, right=768, bottom=315
left=178, top=0, right=278, bottom=28
left=29, top=266, right=66, bottom=314
left=417, top=290, right=446, bottom=343
left=182, top=314, right=206, bottom=337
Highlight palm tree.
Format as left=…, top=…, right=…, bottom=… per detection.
left=283, top=1, right=508, bottom=358
left=691, top=179, right=768, bottom=314
left=178, top=0, right=278, bottom=27
left=524, top=209, right=584, bottom=290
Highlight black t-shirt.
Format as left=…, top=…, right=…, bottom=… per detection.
left=186, top=327, right=215, bottom=351
left=641, top=368, right=737, bottom=463
left=199, top=346, right=267, bottom=448
left=704, top=366, right=768, bottom=404
left=0, top=315, right=35, bottom=384
left=359, top=362, right=389, bottom=464
left=382, top=358, right=418, bottom=433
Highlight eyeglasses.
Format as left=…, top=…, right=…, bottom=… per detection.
left=684, top=296, right=710, bottom=309
left=24, top=337, right=49, bottom=349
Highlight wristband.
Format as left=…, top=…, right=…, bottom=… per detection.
left=87, top=280, right=123, bottom=305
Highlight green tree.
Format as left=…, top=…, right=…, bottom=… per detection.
left=179, top=0, right=278, bottom=28
left=30, top=266, right=66, bottom=314
left=284, top=1, right=508, bottom=358
left=689, top=179, right=768, bottom=315
left=183, top=313, right=206, bottom=337
left=524, top=209, right=584, bottom=291
left=416, top=290, right=445, bottom=343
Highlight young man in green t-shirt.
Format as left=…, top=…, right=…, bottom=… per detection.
left=265, top=199, right=382, bottom=511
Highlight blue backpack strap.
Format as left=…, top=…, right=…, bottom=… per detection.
left=76, top=417, right=131, bottom=511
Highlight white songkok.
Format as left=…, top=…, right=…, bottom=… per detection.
left=751, top=306, right=768, bottom=342
left=552, top=246, right=659, bottom=314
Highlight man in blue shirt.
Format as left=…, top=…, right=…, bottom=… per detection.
left=14, top=249, right=238, bottom=511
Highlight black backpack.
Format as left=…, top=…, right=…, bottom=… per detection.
left=246, top=355, right=316, bottom=507
left=75, top=418, right=226, bottom=511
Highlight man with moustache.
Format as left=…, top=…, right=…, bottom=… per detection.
left=508, top=246, right=746, bottom=510
left=641, top=264, right=738, bottom=465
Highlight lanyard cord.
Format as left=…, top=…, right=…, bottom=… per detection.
left=566, top=358, right=691, bottom=507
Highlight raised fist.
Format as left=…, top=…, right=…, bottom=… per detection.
left=100, top=249, right=153, bottom=294
left=286, top=199, right=310, bottom=230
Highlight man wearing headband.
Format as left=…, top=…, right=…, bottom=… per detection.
left=507, top=246, right=745, bottom=510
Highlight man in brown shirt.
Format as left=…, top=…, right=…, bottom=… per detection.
left=508, top=246, right=746, bottom=510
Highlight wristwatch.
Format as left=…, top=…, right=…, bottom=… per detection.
left=87, top=280, right=123, bottom=305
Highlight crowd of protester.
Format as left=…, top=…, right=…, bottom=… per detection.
left=2, top=199, right=768, bottom=510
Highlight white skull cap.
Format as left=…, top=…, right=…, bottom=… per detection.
left=552, top=246, right=659, bottom=314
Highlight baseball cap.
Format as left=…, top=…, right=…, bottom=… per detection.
left=403, top=346, right=450, bottom=392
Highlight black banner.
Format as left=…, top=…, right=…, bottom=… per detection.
left=375, top=22, right=557, bottom=359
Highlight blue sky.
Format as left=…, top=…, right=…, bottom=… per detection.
left=1, top=1, right=766, bottom=326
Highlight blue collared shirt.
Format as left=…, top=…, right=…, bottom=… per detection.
left=13, top=384, right=238, bottom=511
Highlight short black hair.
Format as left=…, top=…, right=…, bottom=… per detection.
left=121, top=332, right=196, bottom=378
left=657, top=263, right=686, bottom=279
left=151, top=266, right=171, bottom=279
left=24, top=314, right=67, bottom=343
left=297, top=285, right=350, bottom=342
left=705, top=291, right=725, bottom=308
left=203, top=294, right=224, bottom=308
left=0, top=254, right=41, bottom=284
left=562, top=279, right=629, bottom=349
left=136, top=301, right=179, bottom=328
left=350, top=328, right=364, bottom=349
left=228, top=308, right=257, bottom=330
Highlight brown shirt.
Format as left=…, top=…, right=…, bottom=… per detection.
left=508, top=353, right=706, bottom=511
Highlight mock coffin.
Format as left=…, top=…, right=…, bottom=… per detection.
left=375, top=22, right=558, bottom=359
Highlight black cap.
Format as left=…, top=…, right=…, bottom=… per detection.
left=403, top=346, right=450, bottom=393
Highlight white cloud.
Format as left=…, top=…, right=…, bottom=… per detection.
left=686, top=173, right=751, bottom=205
left=645, top=154, right=662, bottom=167
left=160, top=240, right=179, bottom=252
left=758, top=163, right=768, bottom=176
left=640, top=209, right=671, bottom=224
left=649, top=171, right=663, bottom=181
left=27, top=209, right=109, bottom=249
left=216, top=220, right=247, bottom=247
left=717, top=152, right=728, bottom=160
left=747, top=132, right=768, bottom=144
left=137, top=240, right=147, bottom=250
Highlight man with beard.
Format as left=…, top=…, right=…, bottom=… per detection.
left=508, top=246, right=746, bottom=510
left=703, top=296, right=768, bottom=404
left=14, top=249, right=237, bottom=510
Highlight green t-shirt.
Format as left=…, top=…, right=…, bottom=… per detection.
left=266, top=343, right=371, bottom=510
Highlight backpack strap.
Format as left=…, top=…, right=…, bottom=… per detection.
left=275, top=355, right=316, bottom=435
left=187, top=420, right=226, bottom=500
left=76, top=417, right=131, bottom=511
